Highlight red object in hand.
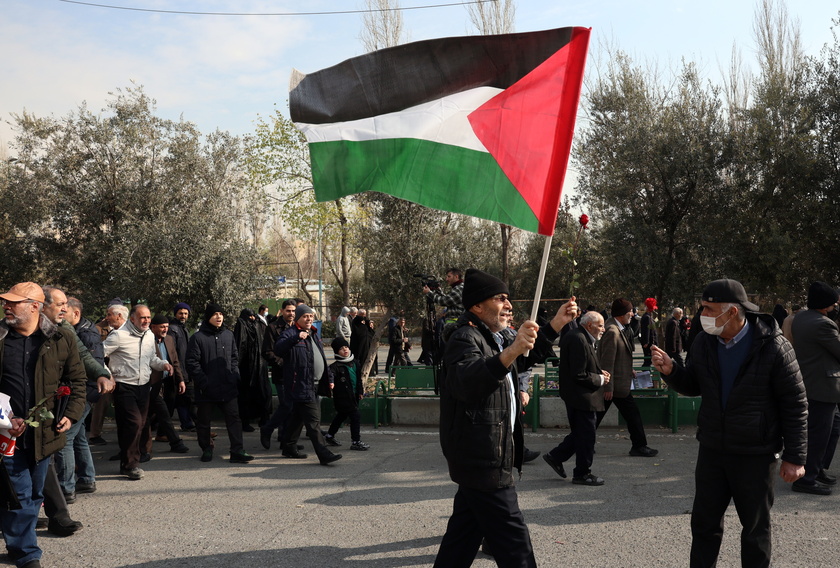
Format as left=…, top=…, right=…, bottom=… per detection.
left=579, top=214, right=589, bottom=229
left=56, top=386, right=71, bottom=397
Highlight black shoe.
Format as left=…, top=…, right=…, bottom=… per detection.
left=36, top=517, right=49, bottom=530
left=792, top=480, right=832, bottom=495
left=572, top=473, right=605, bottom=486
left=63, top=491, right=76, bottom=504
left=320, top=453, right=342, bottom=465
left=282, top=449, right=308, bottom=459
left=108, top=453, right=120, bottom=461
left=170, top=442, right=189, bottom=453
left=629, top=446, right=659, bottom=457
left=242, top=423, right=255, bottom=433
left=88, top=436, right=107, bottom=446
left=119, top=467, right=144, bottom=480
left=523, top=448, right=541, bottom=463
left=200, top=449, right=213, bottom=462
left=817, top=470, right=837, bottom=485
left=543, top=453, right=567, bottom=478
left=297, top=444, right=305, bottom=450
left=47, top=517, right=83, bottom=537
left=21, top=560, right=43, bottom=568
left=260, top=428, right=272, bottom=450
left=139, top=452, right=152, bottom=463
left=180, top=425, right=196, bottom=432
left=324, top=434, right=342, bottom=447
left=229, top=451, right=255, bottom=464
left=75, top=481, right=96, bottom=494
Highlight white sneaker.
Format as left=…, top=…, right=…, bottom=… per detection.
left=350, top=441, right=369, bottom=451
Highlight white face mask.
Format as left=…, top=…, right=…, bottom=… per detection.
left=700, top=308, right=731, bottom=336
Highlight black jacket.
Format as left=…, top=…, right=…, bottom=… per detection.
left=439, top=312, right=558, bottom=490
left=329, top=359, right=363, bottom=413
left=662, top=312, right=807, bottom=464
left=558, top=327, right=606, bottom=412
left=185, top=322, right=240, bottom=403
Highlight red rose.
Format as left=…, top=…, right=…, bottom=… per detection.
left=579, top=214, right=589, bottom=229
left=56, top=386, right=71, bottom=398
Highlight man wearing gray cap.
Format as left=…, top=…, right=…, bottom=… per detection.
left=433, top=268, right=578, bottom=568
left=652, top=278, right=807, bottom=568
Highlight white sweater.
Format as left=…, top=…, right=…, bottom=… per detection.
left=103, top=322, right=168, bottom=386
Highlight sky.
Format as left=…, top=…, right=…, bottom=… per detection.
left=2, top=0, right=839, bottom=156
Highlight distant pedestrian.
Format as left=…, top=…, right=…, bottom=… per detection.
left=324, top=338, right=370, bottom=451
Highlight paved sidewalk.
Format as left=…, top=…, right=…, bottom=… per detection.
left=21, top=424, right=839, bottom=568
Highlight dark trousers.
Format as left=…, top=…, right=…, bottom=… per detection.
left=113, top=382, right=151, bottom=470
left=42, top=461, right=70, bottom=523
left=162, top=377, right=196, bottom=429
left=196, top=398, right=244, bottom=454
left=281, top=399, right=331, bottom=460
left=690, top=445, right=776, bottom=568
left=803, top=399, right=839, bottom=484
left=328, top=406, right=361, bottom=442
left=141, top=381, right=182, bottom=454
left=261, top=376, right=290, bottom=441
left=595, top=393, right=648, bottom=448
left=823, top=408, right=840, bottom=470
left=433, top=485, right=536, bottom=568
left=549, top=403, right=597, bottom=479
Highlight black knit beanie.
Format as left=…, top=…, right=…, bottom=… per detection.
left=151, top=314, right=169, bottom=325
left=331, top=337, right=350, bottom=353
left=807, top=281, right=839, bottom=310
left=462, top=268, right=509, bottom=311
left=611, top=298, right=633, bottom=317
left=204, top=303, right=224, bottom=322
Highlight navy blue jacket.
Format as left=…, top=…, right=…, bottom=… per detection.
left=274, top=324, right=331, bottom=403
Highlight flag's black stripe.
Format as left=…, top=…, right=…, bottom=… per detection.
left=290, top=27, right=575, bottom=124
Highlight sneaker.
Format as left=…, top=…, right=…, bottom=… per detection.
left=319, top=452, right=342, bottom=465
left=120, top=467, right=144, bottom=480
left=229, top=451, right=255, bottom=464
left=88, top=436, right=107, bottom=446
left=75, top=481, right=96, bottom=494
left=324, top=434, right=342, bottom=447
left=350, top=440, right=370, bottom=451
left=200, top=449, right=213, bottom=462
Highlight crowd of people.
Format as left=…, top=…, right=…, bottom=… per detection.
left=1, top=273, right=838, bottom=568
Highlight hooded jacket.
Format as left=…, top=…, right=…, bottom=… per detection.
left=0, top=316, right=87, bottom=461
left=185, top=321, right=240, bottom=403
left=663, top=312, right=807, bottom=464
left=103, top=321, right=169, bottom=386
left=439, top=311, right=558, bottom=490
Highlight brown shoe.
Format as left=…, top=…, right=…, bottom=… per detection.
left=154, top=435, right=169, bottom=443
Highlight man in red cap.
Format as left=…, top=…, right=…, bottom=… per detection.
left=0, top=282, right=87, bottom=568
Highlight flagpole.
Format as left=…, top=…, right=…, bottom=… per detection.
left=524, top=234, right=552, bottom=356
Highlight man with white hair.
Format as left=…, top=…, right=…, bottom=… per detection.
left=665, top=307, right=685, bottom=365
left=544, top=310, right=611, bottom=486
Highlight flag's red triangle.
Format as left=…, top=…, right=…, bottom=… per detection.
left=468, top=27, right=590, bottom=236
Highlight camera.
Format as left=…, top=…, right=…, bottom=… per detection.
left=414, top=273, right=440, bottom=292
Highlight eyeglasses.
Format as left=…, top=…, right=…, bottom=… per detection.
left=2, top=299, right=34, bottom=307
left=490, top=295, right=510, bottom=303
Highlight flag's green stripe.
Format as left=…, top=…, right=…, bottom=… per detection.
left=309, top=138, right=539, bottom=232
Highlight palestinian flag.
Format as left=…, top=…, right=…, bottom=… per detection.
left=290, top=27, right=590, bottom=236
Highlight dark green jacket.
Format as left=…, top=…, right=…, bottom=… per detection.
left=0, top=316, right=87, bottom=461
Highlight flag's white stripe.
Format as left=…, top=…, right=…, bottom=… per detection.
left=296, top=86, right=502, bottom=153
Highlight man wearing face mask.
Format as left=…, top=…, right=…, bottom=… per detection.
left=789, top=281, right=840, bottom=495
left=651, top=279, right=807, bottom=568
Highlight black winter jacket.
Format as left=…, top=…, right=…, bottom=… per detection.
left=439, top=312, right=558, bottom=490
left=274, top=325, right=331, bottom=403
left=329, top=359, right=363, bottom=413
left=663, top=312, right=807, bottom=464
left=185, top=322, right=240, bottom=403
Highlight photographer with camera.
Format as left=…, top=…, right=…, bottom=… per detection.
left=422, top=268, right=465, bottom=331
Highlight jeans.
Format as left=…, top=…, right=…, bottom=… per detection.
left=1, top=449, right=50, bottom=567
left=54, top=402, right=95, bottom=493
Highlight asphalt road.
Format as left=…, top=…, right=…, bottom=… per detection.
left=21, top=424, right=840, bottom=568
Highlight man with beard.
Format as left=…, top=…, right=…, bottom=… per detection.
left=167, top=302, right=195, bottom=432
left=0, top=282, right=86, bottom=568
left=434, top=269, right=578, bottom=567
left=260, top=300, right=297, bottom=449
left=103, top=305, right=173, bottom=480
